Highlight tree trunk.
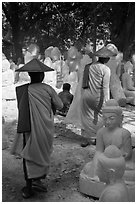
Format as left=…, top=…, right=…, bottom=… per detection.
left=8, top=3, right=22, bottom=63
left=12, top=32, right=22, bottom=63
left=93, top=16, right=97, bottom=53
left=92, top=15, right=97, bottom=63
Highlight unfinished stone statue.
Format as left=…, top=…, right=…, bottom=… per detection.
left=96, top=145, right=129, bottom=202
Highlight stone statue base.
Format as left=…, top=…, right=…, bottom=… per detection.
left=79, top=161, right=135, bottom=202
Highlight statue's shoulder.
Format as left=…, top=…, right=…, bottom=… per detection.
left=97, top=127, right=106, bottom=136
left=121, top=128, right=131, bottom=143
left=122, top=127, right=131, bottom=137
left=100, top=183, right=128, bottom=202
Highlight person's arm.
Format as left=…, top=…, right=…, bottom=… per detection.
left=102, top=66, right=111, bottom=103
left=70, top=94, right=74, bottom=103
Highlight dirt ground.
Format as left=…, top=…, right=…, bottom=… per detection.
left=2, top=99, right=98, bottom=202
left=2, top=89, right=135, bottom=202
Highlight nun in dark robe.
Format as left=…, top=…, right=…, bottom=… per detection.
left=11, top=58, right=63, bottom=198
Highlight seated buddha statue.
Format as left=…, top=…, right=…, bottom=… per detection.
left=79, top=99, right=135, bottom=201
left=94, top=99, right=133, bottom=172
left=96, top=145, right=129, bottom=202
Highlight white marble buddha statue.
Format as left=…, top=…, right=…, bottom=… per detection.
left=97, top=145, right=129, bottom=202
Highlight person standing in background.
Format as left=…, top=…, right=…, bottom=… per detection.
left=80, top=46, right=116, bottom=147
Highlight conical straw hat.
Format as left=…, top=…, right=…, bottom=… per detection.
left=94, top=46, right=117, bottom=58
left=15, top=58, right=54, bottom=72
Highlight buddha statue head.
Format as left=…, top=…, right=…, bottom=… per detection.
left=96, top=145, right=125, bottom=184
left=102, top=99, right=123, bottom=129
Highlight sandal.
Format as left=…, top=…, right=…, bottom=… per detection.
left=32, top=180, right=47, bottom=192
left=81, top=141, right=90, bottom=147
left=22, top=186, right=34, bottom=198
left=81, top=139, right=96, bottom=147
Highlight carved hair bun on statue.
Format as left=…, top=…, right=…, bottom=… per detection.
left=51, top=47, right=61, bottom=61
left=102, top=99, right=123, bottom=116
left=97, top=145, right=126, bottom=179
left=27, top=43, right=40, bottom=57
left=44, top=46, right=54, bottom=58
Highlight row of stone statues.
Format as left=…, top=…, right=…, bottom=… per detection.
left=79, top=99, right=135, bottom=202
left=2, top=43, right=135, bottom=107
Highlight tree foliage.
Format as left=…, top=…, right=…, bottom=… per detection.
left=2, top=2, right=135, bottom=62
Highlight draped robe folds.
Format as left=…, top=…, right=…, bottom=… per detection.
left=64, top=59, right=110, bottom=138
left=81, top=63, right=111, bottom=138
left=11, top=83, right=63, bottom=179
left=64, top=55, right=92, bottom=129
left=64, top=67, right=83, bottom=128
